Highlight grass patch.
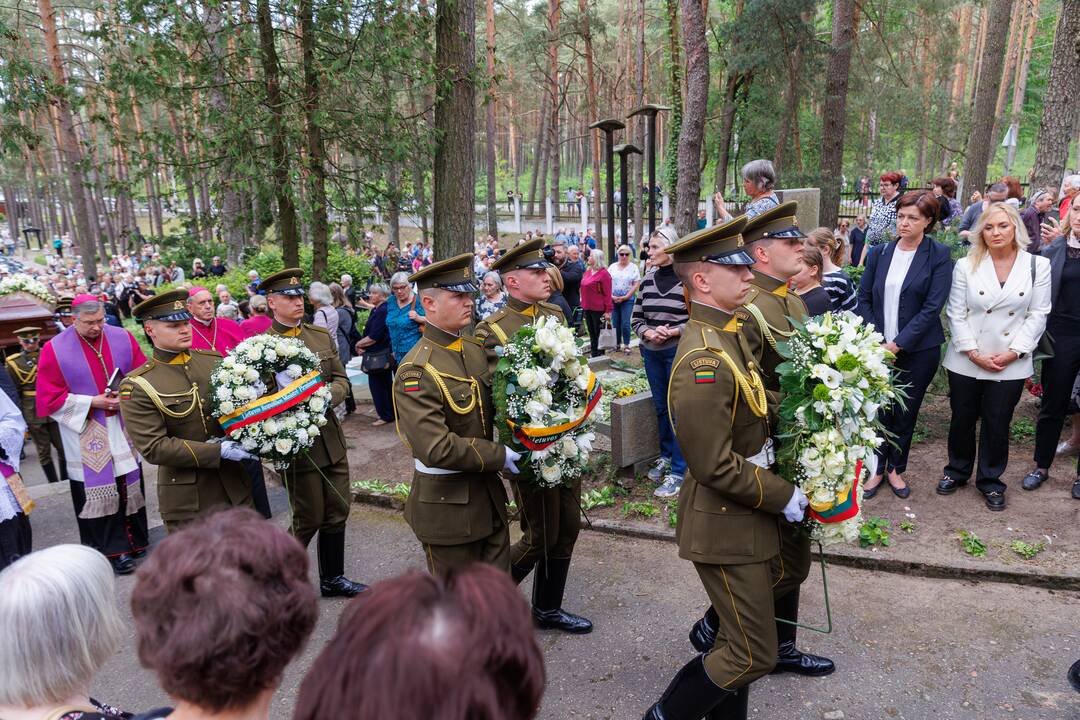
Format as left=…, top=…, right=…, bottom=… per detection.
left=1009, top=540, right=1045, bottom=560
left=859, top=517, right=891, bottom=548
left=1009, top=417, right=1036, bottom=441
left=958, top=530, right=987, bottom=557
left=581, top=486, right=617, bottom=511
left=622, top=501, right=659, bottom=519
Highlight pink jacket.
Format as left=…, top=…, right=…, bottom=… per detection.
left=580, top=268, right=613, bottom=312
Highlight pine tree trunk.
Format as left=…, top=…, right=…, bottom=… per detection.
left=526, top=94, right=550, bottom=217
left=299, top=0, right=330, bottom=277
left=433, top=0, right=477, bottom=258
left=664, top=0, right=682, bottom=205
left=1030, top=0, right=1080, bottom=190
left=37, top=0, right=97, bottom=277
left=964, top=0, right=1013, bottom=196
left=258, top=0, right=301, bottom=267
left=579, top=0, right=602, bottom=246
left=484, top=0, right=499, bottom=238
left=674, top=0, right=707, bottom=237
left=1005, top=0, right=1040, bottom=173
left=773, top=38, right=803, bottom=180
left=819, top=0, right=856, bottom=231
left=631, top=0, right=645, bottom=241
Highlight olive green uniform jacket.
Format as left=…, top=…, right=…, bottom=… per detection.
left=119, top=348, right=251, bottom=528
left=393, top=323, right=509, bottom=568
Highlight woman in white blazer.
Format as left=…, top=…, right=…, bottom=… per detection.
left=938, top=202, right=1051, bottom=510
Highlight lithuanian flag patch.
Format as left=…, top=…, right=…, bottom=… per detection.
left=694, top=368, right=715, bottom=384
left=403, top=378, right=421, bottom=392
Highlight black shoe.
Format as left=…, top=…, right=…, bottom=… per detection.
left=320, top=575, right=369, bottom=598
left=936, top=475, right=966, bottom=495
left=1021, top=470, right=1047, bottom=491
left=772, top=639, right=836, bottom=677
left=532, top=557, right=593, bottom=634
left=689, top=606, right=719, bottom=653
left=316, top=531, right=366, bottom=598
left=983, top=491, right=1006, bottom=511
left=890, top=481, right=910, bottom=499
left=1072, top=479, right=1080, bottom=500
left=1069, top=658, right=1080, bottom=692
left=42, top=462, right=60, bottom=485
left=643, top=654, right=733, bottom=720
left=110, top=554, right=135, bottom=576
left=862, top=480, right=882, bottom=499
left=131, top=547, right=147, bottom=560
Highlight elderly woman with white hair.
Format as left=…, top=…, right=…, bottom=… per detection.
left=714, top=158, right=781, bottom=223
left=0, top=385, right=29, bottom=570
left=386, top=270, right=426, bottom=362
left=308, top=281, right=339, bottom=338
left=475, top=271, right=507, bottom=321
left=0, top=544, right=130, bottom=719
left=632, top=226, right=690, bottom=499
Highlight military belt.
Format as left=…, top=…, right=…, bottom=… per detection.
left=414, top=458, right=460, bottom=475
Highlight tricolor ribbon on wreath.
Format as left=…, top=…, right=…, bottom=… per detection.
left=505, top=369, right=602, bottom=451
left=218, top=370, right=325, bottom=434
left=806, top=458, right=862, bottom=524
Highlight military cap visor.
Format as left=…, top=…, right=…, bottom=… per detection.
left=667, top=216, right=753, bottom=266
left=13, top=326, right=42, bottom=338
left=259, top=268, right=306, bottom=296
left=742, top=200, right=806, bottom=244
left=409, top=253, right=479, bottom=293
left=703, top=248, right=755, bottom=266
left=133, top=289, right=194, bottom=322
left=491, top=239, right=553, bottom=272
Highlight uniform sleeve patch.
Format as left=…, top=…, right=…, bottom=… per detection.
left=397, top=368, right=423, bottom=391
left=689, top=357, right=720, bottom=369
left=118, top=385, right=133, bottom=400
left=694, top=368, right=716, bottom=384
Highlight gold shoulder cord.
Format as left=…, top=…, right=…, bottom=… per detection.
left=488, top=321, right=509, bottom=346
left=422, top=364, right=483, bottom=423
left=6, top=358, right=35, bottom=385
left=743, top=302, right=793, bottom=352
left=126, top=376, right=206, bottom=429
left=699, top=326, right=768, bottom=418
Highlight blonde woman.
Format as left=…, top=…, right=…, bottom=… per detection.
left=580, top=249, right=612, bottom=357
left=607, top=243, right=641, bottom=353
left=939, top=203, right=1051, bottom=510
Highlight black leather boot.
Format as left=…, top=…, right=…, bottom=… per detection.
left=532, top=556, right=592, bottom=634
left=1069, top=658, right=1080, bottom=692
left=317, top=531, right=368, bottom=598
left=42, top=461, right=60, bottom=485
left=772, top=589, right=835, bottom=676
left=707, top=685, right=748, bottom=720
left=690, top=605, right=720, bottom=653
left=643, top=654, right=733, bottom=720
left=511, top=561, right=534, bottom=585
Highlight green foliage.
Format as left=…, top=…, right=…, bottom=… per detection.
left=842, top=264, right=864, bottom=286
left=858, top=517, right=891, bottom=548
left=352, top=480, right=411, bottom=501
left=899, top=519, right=916, bottom=534
left=622, top=501, right=659, bottom=519
left=1009, top=417, right=1036, bottom=442
left=1009, top=540, right=1045, bottom=560
left=581, top=486, right=617, bottom=510
left=958, top=530, right=987, bottom=557
left=122, top=317, right=154, bottom=358
left=912, top=422, right=930, bottom=445
left=668, top=506, right=678, bottom=529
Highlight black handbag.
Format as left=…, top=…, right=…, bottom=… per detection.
left=361, top=348, right=392, bottom=373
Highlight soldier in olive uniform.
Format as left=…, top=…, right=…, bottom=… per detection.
left=474, top=239, right=592, bottom=634
left=687, top=201, right=836, bottom=678
left=5, top=327, right=67, bottom=485
left=392, top=254, right=522, bottom=575
left=118, top=290, right=254, bottom=532
left=260, top=268, right=367, bottom=598
left=643, top=217, right=808, bottom=720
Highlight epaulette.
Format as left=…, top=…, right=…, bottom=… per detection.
left=401, top=341, right=434, bottom=370
left=4, top=353, right=21, bottom=368
left=303, top=322, right=330, bottom=335
left=537, top=300, right=563, bottom=314
left=480, top=307, right=510, bottom=328
left=124, top=360, right=156, bottom=379
left=191, top=348, right=224, bottom=359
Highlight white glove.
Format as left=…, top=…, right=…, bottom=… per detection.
left=782, top=487, right=809, bottom=523
left=503, top=447, right=522, bottom=474
left=274, top=371, right=295, bottom=391
left=221, top=440, right=256, bottom=462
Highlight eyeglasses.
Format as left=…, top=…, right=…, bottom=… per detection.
left=618, top=253, right=630, bottom=257
left=391, top=285, right=409, bottom=290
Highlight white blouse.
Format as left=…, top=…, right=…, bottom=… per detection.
left=882, top=248, right=917, bottom=343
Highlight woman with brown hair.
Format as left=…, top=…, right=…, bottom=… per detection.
left=857, top=191, right=954, bottom=499
left=294, top=565, right=545, bottom=720
left=804, top=227, right=857, bottom=312
left=130, top=508, right=319, bottom=720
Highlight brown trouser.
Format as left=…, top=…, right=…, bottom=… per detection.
left=283, top=458, right=350, bottom=547
left=28, top=421, right=65, bottom=469
left=510, top=477, right=581, bottom=567
left=694, top=560, right=781, bottom=689
left=771, top=520, right=812, bottom=602
left=423, top=520, right=511, bottom=575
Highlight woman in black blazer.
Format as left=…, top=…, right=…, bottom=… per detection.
left=857, top=191, right=954, bottom=498
left=1019, top=198, right=1080, bottom=500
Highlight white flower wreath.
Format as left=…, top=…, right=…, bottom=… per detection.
left=209, top=335, right=333, bottom=469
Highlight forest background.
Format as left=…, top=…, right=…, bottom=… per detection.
left=0, top=0, right=1078, bottom=279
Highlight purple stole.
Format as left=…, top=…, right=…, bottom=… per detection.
left=53, top=325, right=142, bottom=519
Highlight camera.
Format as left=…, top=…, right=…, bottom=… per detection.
left=542, top=245, right=556, bottom=263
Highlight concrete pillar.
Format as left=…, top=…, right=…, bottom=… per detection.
left=514, top=197, right=522, bottom=233
left=374, top=206, right=383, bottom=226
left=705, top=194, right=714, bottom=227
left=661, top=194, right=670, bottom=224
left=580, top=197, right=589, bottom=235
left=776, top=188, right=821, bottom=230
left=545, top=196, right=553, bottom=235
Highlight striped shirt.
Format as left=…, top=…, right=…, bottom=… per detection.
left=822, top=270, right=858, bottom=313
left=631, top=265, right=689, bottom=351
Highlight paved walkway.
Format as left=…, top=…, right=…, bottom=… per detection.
left=22, top=476, right=1080, bottom=720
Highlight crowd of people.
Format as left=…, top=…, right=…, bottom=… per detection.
left=1, top=156, right=1079, bottom=718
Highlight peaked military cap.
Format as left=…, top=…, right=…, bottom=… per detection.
left=742, top=200, right=807, bottom=245
left=490, top=239, right=552, bottom=272
left=409, top=253, right=479, bottom=293
left=259, top=268, right=306, bottom=296
left=667, top=216, right=754, bottom=266
left=133, top=289, right=193, bottom=322
left=54, top=296, right=73, bottom=316
left=13, top=326, right=41, bottom=338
